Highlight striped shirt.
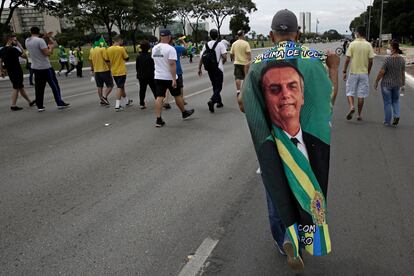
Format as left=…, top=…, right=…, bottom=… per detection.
left=381, top=56, right=405, bottom=87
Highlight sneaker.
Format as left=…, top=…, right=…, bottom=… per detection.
left=392, top=117, right=399, bottom=126
left=155, top=117, right=165, bottom=127
left=346, top=108, right=355, bottom=120
left=182, top=109, right=195, bottom=119
left=115, top=106, right=124, bottom=112
left=140, top=105, right=146, bottom=109
left=163, top=103, right=171, bottom=109
left=29, top=100, right=36, bottom=107
left=102, top=97, right=110, bottom=105
left=383, top=121, right=390, bottom=126
left=207, top=100, right=214, bottom=113
left=58, top=102, right=70, bottom=109
left=38, top=107, right=45, bottom=112
left=10, top=106, right=23, bottom=111
left=126, top=99, right=133, bottom=107
left=216, top=102, right=224, bottom=108
left=274, top=241, right=287, bottom=256
left=283, top=241, right=304, bottom=271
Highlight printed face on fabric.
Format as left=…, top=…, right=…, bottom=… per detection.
left=262, top=66, right=304, bottom=130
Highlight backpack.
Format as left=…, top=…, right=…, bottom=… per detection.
left=202, top=40, right=220, bottom=72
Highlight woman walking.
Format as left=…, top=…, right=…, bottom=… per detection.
left=136, top=40, right=156, bottom=109
left=374, top=40, right=405, bottom=126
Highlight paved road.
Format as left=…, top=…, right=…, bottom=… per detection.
left=1, top=43, right=413, bottom=275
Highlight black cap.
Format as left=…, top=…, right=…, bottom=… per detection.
left=271, top=9, right=298, bottom=33
left=160, top=29, right=171, bottom=36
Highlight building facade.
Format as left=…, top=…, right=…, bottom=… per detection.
left=1, top=7, right=61, bottom=34
left=298, top=12, right=311, bottom=34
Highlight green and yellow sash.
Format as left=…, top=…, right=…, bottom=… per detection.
left=271, top=126, right=331, bottom=257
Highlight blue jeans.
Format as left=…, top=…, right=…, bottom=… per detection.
left=207, top=68, right=223, bottom=104
left=265, top=188, right=286, bottom=248
left=381, top=85, right=400, bottom=124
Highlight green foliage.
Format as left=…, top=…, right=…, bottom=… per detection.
left=229, top=12, right=251, bottom=36
left=321, top=29, right=343, bottom=41
left=350, top=0, right=414, bottom=42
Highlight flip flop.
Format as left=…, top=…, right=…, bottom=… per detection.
left=346, top=108, right=355, bottom=120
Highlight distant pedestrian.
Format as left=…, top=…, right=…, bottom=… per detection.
left=374, top=40, right=405, bottom=126
left=0, top=34, right=35, bottom=111
left=151, top=29, right=194, bottom=127
left=342, top=39, right=349, bottom=55
left=187, top=41, right=194, bottom=63
left=106, top=35, right=132, bottom=111
left=342, top=26, right=375, bottom=121
left=198, top=29, right=227, bottom=113
left=58, top=45, right=69, bottom=76
left=25, top=49, right=34, bottom=85
left=230, top=30, right=251, bottom=102
left=89, top=36, right=113, bottom=106
left=66, top=46, right=76, bottom=76
left=25, top=27, right=69, bottom=111
left=136, top=40, right=156, bottom=109
left=75, top=46, right=83, bottom=77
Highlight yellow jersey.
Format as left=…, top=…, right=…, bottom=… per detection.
left=106, top=45, right=129, bottom=76
left=89, top=47, right=110, bottom=72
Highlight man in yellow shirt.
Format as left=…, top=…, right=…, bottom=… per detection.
left=230, top=30, right=251, bottom=99
left=89, top=37, right=113, bottom=106
left=342, top=26, right=375, bottom=121
left=107, top=35, right=131, bottom=111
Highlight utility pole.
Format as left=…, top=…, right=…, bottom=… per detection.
left=379, top=0, right=388, bottom=48
left=367, top=5, right=371, bottom=40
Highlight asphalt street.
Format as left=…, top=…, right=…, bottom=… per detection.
left=0, top=43, right=413, bottom=275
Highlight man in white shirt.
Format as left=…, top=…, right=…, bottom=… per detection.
left=151, top=29, right=194, bottom=127
left=198, top=29, right=227, bottom=113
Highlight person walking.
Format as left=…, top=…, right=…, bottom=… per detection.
left=25, top=49, right=34, bottom=85
left=89, top=36, right=113, bottom=106
left=151, top=29, right=194, bottom=127
left=242, top=9, right=339, bottom=271
left=74, top=45, right=83, bottom=78
left=198, top=29, right=227, bottom=113
left=106, top=35, right=132, bottom=111
left=230, top=30, right=251, bottom=101
left=136, top=40, right=156, bottom=109
left=57, top=45, right=69, bottom=76
left=66, top=46, right=76, bottom=77
left=342, top=26, right=375, bottom=121
left=374, top=40, right=405, bottom=126
left=25, top=27, right=69, bottom=112
left=0, top=34, right=35, bottom=111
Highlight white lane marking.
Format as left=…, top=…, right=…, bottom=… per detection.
left=178, top=237, right=219, bottom=276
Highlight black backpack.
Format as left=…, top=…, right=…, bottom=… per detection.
left=202, top=40, right=219, bottom=72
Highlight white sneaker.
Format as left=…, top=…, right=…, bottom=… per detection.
left=115, top=106, right=124, bottom=112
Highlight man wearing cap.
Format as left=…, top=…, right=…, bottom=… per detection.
left=242, top=9, right=338, bottom=271
left=230, top=30, right=251, bottom=101
left=151, top=29, right=194, bottom=127
left=198, top=29, right=227, bottom=113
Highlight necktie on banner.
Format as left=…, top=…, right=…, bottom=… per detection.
left=271, top=126, right=331, bottom=257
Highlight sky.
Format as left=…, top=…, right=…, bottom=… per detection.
left=217, top=0, right=369, bottom=35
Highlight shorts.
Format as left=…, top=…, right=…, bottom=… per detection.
left=177, top=74, right=184, bottom=89
left=95, top=71, right=114, bottom=88
left=346, top=73, right=369, bottom=98
left=113, top=75, right=127, bottom=88
left=154, top=79, right=181, bottom=98
left=9, top=71, right=24, bottom=89
left=234, top=64, right=246, bottom=80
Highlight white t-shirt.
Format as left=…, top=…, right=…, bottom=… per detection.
left=151, top=42, right=177, bottom=80
left=200, top=40, right=227, bottom=72
left=69, top=50, right=76, bottom=64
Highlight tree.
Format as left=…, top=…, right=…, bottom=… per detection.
left=177, top=0, right=208, bottom=47
left=58, top=0, right=129, bottom=43
left=321, top=29, right=343, bottom=41
left=153, top=0, right=178, bottom=29
left=229, top=11, right=250, bottom=36
left=0, top=0, right=56, bottom=36
left=205, top=0, right=256, bottom=36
